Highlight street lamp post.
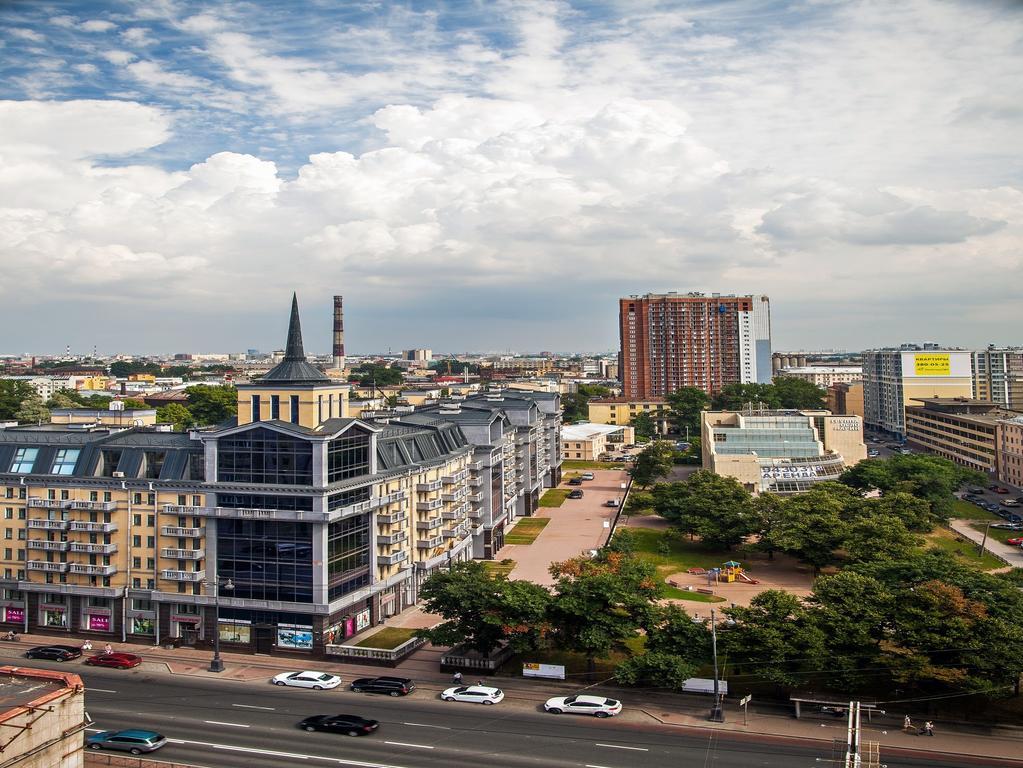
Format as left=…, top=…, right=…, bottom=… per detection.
left=709, top=608, right=724, bottom=722
left=977, top=520, right=993, bottom=557
left=206, top=577, right=234, bottom=673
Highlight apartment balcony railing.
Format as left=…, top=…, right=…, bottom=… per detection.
left=442, top=489, right=467, bottom=502
left=442, top=469, right=469, bottom=485
left=416, top=518, right=443, bottom=532
left=161, top=548, right=205, bottom=560
left=334, top=490, right=409, bottom=517
left=468, top=493, right=484, bottom=504
left=27, top=540, right=70, bottom=552
left=161, top=526, right=203, bottom=538
left=378, top=550, right=409, bottom=566
left=441, top=509, right=462, bottom=520
left=416, top=536, right=444, bottom=549
left=160, top=569, right=206, bottom=582
left=468, top=461, right=483, bottom=472
left=416, top=480, right=443, bottom=493
left=416, top=499, right=443, bottom=512
left=27, top=561, right=68, bottom=573
left=69, top=563, right=117, bottom=577
left=70, top=521, right=118, bottom=533
left=70, top=542, right=118, bottom=555
left=163, top=504, right=327, bottom=522
left=27, top=519, right=69, bottom=531
left=28, top=499, right=69, bottom=510
left=69, top=500, right=118, bottom=512
left=377, top=531, right=408, bottom=546
left=468, top=476, right=483, bottom=487
left=377, top=511, right=408, bottom=525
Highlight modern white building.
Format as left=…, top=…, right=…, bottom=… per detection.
left=776, top=366, right=862, bottom=387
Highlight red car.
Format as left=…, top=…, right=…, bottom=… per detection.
left=994, top=487, right=1010, bottom=494
left=1006, top=538, right=1023, bottom=546
left=84, top=652, right=142, bottom=669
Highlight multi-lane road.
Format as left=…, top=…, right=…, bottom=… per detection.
left=0, top=651, right=1007, bottom=768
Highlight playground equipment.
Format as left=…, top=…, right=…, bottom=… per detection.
left=708, top=561, right=759, bottom=585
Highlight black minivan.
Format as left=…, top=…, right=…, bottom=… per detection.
left=349, top=676, right=415, bottom=696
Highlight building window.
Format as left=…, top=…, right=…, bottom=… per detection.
left=270, top=395, right=280, bottom=420
left=327, top=431, right=370, bottom=483
left=327, top=514, right=370, bottom=601
left=9, top=448, right=38, bottom=474
left=290, top=396, right=300, bottom=424
left=217, top=519, right=314, bottom=603
left=216, top=427, right=314, bottom=485
left=50, top=449, right=80, bottom=475
left=251, top=395, right=261, bottom=422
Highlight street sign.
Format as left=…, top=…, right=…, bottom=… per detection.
left=740, top=695, right=752, bottom=706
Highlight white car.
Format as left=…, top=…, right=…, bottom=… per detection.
left=544, top=694, right=622, bottom=717
left=271, top=671, right=342, bottom=690
left=440, top=685, right=504, bottom=705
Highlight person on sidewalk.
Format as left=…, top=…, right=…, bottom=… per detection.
left=103, top=643, right=112, bottom=655
left=81, top=640, right=92, bottom=651
left=903, top=715, right=912, bottom=732
left=452, top=671, right=463, bottom=685
left=922, top=721, right=934, bottom=736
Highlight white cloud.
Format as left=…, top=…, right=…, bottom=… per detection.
left=9, top=28, right=45, bottom=42
left=81, top=20, right=116, bottom=33
left=73, top=63, right=98, bottom=74
left=101, top=50, right=136, bottom=65
left=125, top=60, right=209, bottom=91
left=121, top=27, right=157, bottom=46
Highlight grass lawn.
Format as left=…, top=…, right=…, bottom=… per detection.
left=353, top=627, right=420, bottom=649
left=539, top=489, right=570, bottom=507
left=952, top=499, right=999, bottom=521
left=561, top=460, right=626, bottom=471
left=505, top=517, right=550, bottom=545
left=622, top=527, right=738, bottom=600
left=484, top=559, right=516, bottom=577
left=970, top=521, right=1022, bottom=546
left=925, top=527, right=1004, bottom=570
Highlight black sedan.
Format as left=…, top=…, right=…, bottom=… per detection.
left=297, top=714, right=379, bottom=736
left=25, top=645, right=83, bottom=661
left=349, top=676, right=415, bottom=696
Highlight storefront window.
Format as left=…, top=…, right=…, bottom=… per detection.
left=131, top=617, right=155, bottom=635
left=218, top=620, right=251, bottom=644
left=276, top=624, right=313, bottom=649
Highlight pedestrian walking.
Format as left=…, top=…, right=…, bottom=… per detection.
left=103, top=643, right=112, bottom=655
left=81, top=640, right=92, bottom=651
left=476, top=679, right=484, bottom=686
left=903, top=715, right=912, bottom=732
left=452, top=671, right=463, bottom=685
left=923, top=721, right=934, bottom=736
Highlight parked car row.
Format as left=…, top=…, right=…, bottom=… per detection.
left=24, top=645, right=142, bottom=669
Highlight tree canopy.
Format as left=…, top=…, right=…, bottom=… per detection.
left=652, top=471, right=757, bottom=550
left=185, top=385, right=238, bottom=426
left=348, top=363, right=403, bottom=387
left=664, top=386, right=710, bottom=438
left=561, top=383, right=613, bottom=423
left=629, top=441, right=675, bottom=488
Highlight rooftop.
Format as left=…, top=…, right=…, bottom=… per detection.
left=0, top=666, right=82, bottom=717
left=253, top=294, right=331, bottom=385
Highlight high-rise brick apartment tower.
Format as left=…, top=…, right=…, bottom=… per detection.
left=619, top=292, right=772, bottom=399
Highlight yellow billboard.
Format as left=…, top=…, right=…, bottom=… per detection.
left=914, top=353, right=951, bottom=376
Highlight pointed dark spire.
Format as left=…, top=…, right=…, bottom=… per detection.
left=284, top=292, right=306, bottom=361
left=258, top=293, right=330, bottom=384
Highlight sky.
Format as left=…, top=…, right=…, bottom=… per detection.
left=0, top=0, right=1021, bottom=356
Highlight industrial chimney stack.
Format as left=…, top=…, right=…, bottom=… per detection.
left=332, top=295, right=345, bottom=370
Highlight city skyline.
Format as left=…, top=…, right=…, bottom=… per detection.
left=1, top=0, right=1021, bottom=353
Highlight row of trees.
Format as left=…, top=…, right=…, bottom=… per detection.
left=155, top=385, right=238, bottom=430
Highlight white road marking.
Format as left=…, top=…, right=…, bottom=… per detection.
left=595, top=743, right=648, bottom=752
left=586, top=764, right=619, bottom=768
left=203, top=720, right=250, bottom=728
left=86, top=688, right=117, bottom=693
left=384, top=741, right=435, bottom=749
left=402, top=722, right=450, bottom=729
left=232, top=703, right=275, bottom=711
left=169, top=737, right=411, bottom=767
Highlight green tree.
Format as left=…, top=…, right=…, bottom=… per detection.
left=751, top=492, right=786, bottom=560
left=772, top=377, right=827, bottom=409
left=547, top=550, right=660, bottom=672
left=710, top=383, right=781, bottom=411
left=418, top=561, right=550, bottom=655
left=773, top=484, right=853, bottom=574
left=428, top=359, right=479, bottom=375
left=642, top=603, right=712, bottom=665
left=720, top=591, right=827, bottom=687
left=121, top=397, right=149, bottom=410
left=561, top=383, right=613, bottom=423
left=109, top=360, right=162, bottom=377
left=629, top=441, right=675, bottom=488
left=652, top=471, right=756, bottom=550
left=613, top=652, right=697, bottom=691
left=0, top=380, right=36, bottom=421
left=185, top=385, right=238, bottom=426
left=664, top=386, right=710, bottom=438
left=46, top=391, right=82, bottom=409
left=843, top=514, right=921, bottom=563
left=156, top=403, right=194, bottom=431
left=860, top=491, right=934, bottom=533
left=629, top=411, right=657, bottom=439
left=14, top=392, right=49, bottom=424
left=349, top=363, right=403, bottom=387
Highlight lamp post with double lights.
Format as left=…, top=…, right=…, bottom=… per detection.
left=205, top=577, right=234, bottom=673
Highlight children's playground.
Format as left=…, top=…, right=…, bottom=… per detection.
left=665, top=557, right=815, bottom=607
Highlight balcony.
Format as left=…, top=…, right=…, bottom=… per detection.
left=469, top=461, right=483, bottom=471
left=69, top=500, right=118, bottom=512
left=468, top=476, right=483, bottom=487
left=161, top=548, right=205, bottom=560
left=70, top=521, right=118, bottom=533
left=443, top=524, right=469, bottom=539
left=453, top=502, right=471, bottom=516
left=70, top=542, right=118, bottom=555
left=27, top=540, right=70, bottom=552
left=416, top=480, right=443, bottom=493
left=417, top=499, right=442, bottom=512
left=416, top=517, right=443, bottom=532
left=469, top=493, right=484, bottom=504
left=441, top=509, right=462, bottom=520
left=28, top=498, right=69, bottom=510
left=28, top=519, right=69, bottom=531
left=442, top=469, right=468, bottom=485
left=161, top=526, right=203, bottom=538
left=468, top=509, right=484, bottom=522
left=164, top=503, right=327, bottom=522
left=69, top=563, right=117, bottom=577
left=377, top=531, right=408, bottom=546
left=416, top=536, right=444, bottom=549
left=442, top=489, right=467, bottom=502
left=27, top=561, right=68, bottom=573
left=333, top=490, right=409, bottom=518
left=160, top=569, right=206, bottom=582
left=377, top=511, right=407, bottom=525
left=378, top=550, right=408, bottom=566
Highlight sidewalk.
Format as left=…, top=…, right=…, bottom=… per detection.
left=950, top=518, right=1023, bottom=568
left=3, top=630, right=1019, bottom=763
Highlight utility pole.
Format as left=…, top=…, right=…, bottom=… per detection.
left=978, top=519, right=993, bottom=557
left=708, top=608, right=724, bottom=722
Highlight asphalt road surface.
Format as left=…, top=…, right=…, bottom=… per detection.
left=2, top=654, right=1003, bottom=768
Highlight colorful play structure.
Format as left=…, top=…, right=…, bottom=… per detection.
left=686, top=561, right=760, bottom=586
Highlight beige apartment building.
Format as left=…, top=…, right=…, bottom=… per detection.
left=561, top=423, right=635, bottom=461
left=998, top=416, right=1023, bottom=487
left=904, top=398, right=1020, bottom=475
left=702, top=409, right=866, bottom=495
left=776, top=366, right=862, bottom=387
left=588, top=398, right=669, bottom=433
left=827, top=381, right=865, bottom=418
